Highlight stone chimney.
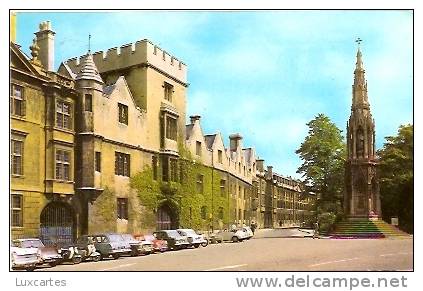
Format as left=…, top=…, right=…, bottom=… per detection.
left=35, top=21, right=55, bottom=71
left=190, top=115, right=201, bottom=125
left=266, top=166, right=273, bottom=179
left=256, top=159, right=264, bottom=172
left=229, top=133, right=242, bottom=152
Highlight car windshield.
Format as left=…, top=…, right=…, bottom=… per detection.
left=166, top=230, right=181, bottom=238
left=19, top=239, right=44, bottom=248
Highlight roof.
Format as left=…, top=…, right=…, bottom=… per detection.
left=75, top=53, right=104, bottom=83
left=204, top=134, right=217, bottom=149
left=185, top=124, right=194, bottom=140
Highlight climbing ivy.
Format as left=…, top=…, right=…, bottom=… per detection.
left=130, top=143, right=232, bottom=232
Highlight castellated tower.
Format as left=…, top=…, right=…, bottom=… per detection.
left=64, top=40, right=187, bottom=157
left=344, top=43, right=382, bottom=220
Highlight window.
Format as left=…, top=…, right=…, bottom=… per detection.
left=196, top=141, right=202, bottom=156
left=218, top=150, right=223, bottom=164
left=56, top=149, right=71, bottom=180
left=85, top=94, right=92, bottom=112
left=161, top=156, right=169, bottom=182
left=56, top=100, right=72, bottom=129
left=95, top=151, right=101, bottom=172
left=196, top=174, right=204, bottom=194
left=166, top=117, right=177, bottom=140
left=170, top=158, right=178, bottom=182
left=218, top=207, right=224, bottom=220
left=220, top=179, right=226, bottom=197
left=117, top=198, right=128, bottom=220
left=152, top=156, right=158, bottom=180
left=11, top=139, right=23, bottom=175
left=115, top=152, right=130, bottom=176
left=201, top=206, right=207, bottom=220
left=11, top=84, right=25, bottom=116
left=164, top=82, right=173, bottom=102
left=11, top=194, right=23, bottom=227
left=118, top=103, right=128, bottom=125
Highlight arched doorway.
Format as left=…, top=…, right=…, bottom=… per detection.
left=156, top=202, right=178, bottom=230
left=40, top=202, right=75, bottom=246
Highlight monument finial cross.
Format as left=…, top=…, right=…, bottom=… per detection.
left=355, top=37, right=363, bottom=47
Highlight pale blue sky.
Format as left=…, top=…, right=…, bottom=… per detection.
left=16, top=11, right=413, bottom=178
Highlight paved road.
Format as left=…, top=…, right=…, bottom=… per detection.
left=38, top=236, right=413, bottom=271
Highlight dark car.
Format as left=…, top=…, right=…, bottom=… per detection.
left=120, top=234, right=153, bottom=256
left=89, top=234, right=131, bottom=260
left=153, top=230, right=190, bottom=250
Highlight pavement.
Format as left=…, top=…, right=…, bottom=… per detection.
left=253, top=227, right=315, bottom=238
left=37, top=231, right=413, bottom=271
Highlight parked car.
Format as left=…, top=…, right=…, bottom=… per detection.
left=177, top=229, right=208, bottom=248
left=121, top=233, right=153, bottom=256
left=89, top=234, right=131, bottom=260
left=215, top=229, right=246, bottom=243
left=12, top=238, right=62, bottom=267
left=206, top=232, right=223, bottom=244
left=74, top=235, right=101, bottom=262
left=242, top=226, right=254, bottom=240
left=10, top=240, right=41, bottom=271
left=134, top=234, right=168, bottom=253
left=153, top=230, right=190, bottom=250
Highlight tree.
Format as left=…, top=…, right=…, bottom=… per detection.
left=296, top=113, right=346, bottom=202
left=377, top=124, right=413, bottom=233
left=295, top=114, right=346, bottom=230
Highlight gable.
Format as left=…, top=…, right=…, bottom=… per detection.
left=10, top=42, right=42, bottom=77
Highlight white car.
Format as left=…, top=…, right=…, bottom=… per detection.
left=215, top=229, right=247, bottom=243
left=10, top=240, right=41, bottom=271
left=177, top=229, right=208, bottom=248
left=242, top=226, right=254, bottom=240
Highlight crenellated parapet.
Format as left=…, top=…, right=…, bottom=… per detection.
left=65, top=39, right=187, bottom=84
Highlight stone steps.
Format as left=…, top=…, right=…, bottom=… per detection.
left=328, top=219, right=410, bottom=239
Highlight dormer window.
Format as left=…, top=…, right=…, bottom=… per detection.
left=164, top=82, right=173, bottom=102
left=196, top=141, right=202, bottom=156
left=118, top=103, right=128, bottom=125
left=218, top=150, right=223, bottom=164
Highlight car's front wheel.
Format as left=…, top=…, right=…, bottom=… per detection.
left=232, top=236, right=239, bottom=243
left=26, top=266, right=36, bottom=272
left=112, top=254, right=120, bottom=260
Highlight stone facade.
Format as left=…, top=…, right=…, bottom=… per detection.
left=10, top=20, right=316, bottom=243
left=344, top=46, right=382, bottom=219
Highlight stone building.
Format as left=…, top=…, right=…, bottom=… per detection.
left=10, top=21, right=80, bottom=244
left=344, top=44, right=382, bottom=219
left=10, top=19, right=316, bottom=243
left=252, top=160, right=316, bottom=229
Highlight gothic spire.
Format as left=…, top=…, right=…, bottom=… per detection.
left=352, top=38, right=369, bottom=109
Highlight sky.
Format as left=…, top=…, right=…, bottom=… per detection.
left=15, top=11, right=413, bottom=179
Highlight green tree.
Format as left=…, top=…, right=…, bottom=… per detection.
left=377, top=124, right=413, bottom=233
left=295, top=114, right=346, bottom=231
